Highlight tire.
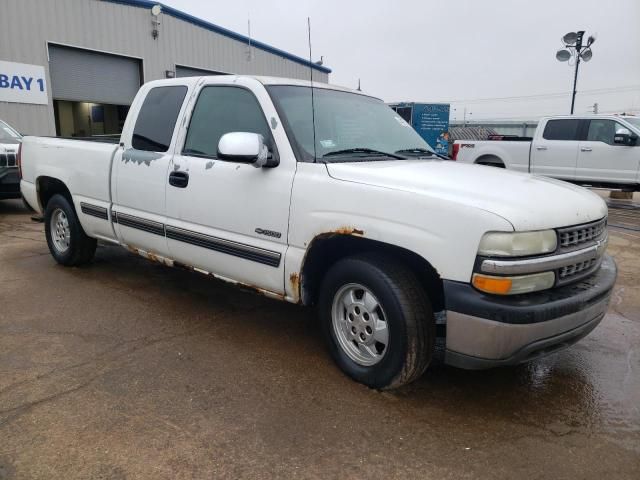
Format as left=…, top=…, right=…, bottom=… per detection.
left=44, top=194, right=97, bottom=266
left=318, top=254, right=435, bottom=390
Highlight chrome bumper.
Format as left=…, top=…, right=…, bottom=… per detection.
left=443, top=254, right=617, bottom=369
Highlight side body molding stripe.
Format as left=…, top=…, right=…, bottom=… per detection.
left=111, top=210, right=281, bottom=267
left=166, top=225, right=281, bottom=267
left=80, top=202, right=109, bottom=220
left=113, top=211, right=165, bottom=236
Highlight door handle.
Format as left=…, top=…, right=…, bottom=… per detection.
left=169, top=171, right=189, bottom=188
left=535, top=146, right=547, bottom=151
left=580, top=147, right=592, bottom=152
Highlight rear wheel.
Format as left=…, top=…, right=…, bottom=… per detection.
left=318, top=254, right=435, bottom=390
left=44, top=194, right=96, bottom=266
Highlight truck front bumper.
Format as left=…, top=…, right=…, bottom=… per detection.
left=0, top=169, right=21, bottom=199
left=443, top=254, right=617, bottom=369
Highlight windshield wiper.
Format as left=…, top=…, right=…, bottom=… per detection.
left=323, top=148, right=406, bottom=160
left=395, top=148, right=448, bottom=160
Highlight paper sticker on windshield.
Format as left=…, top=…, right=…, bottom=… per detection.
left=320, top=139, right=337, bottom=148
left=394, top=116, right=411, bottom=127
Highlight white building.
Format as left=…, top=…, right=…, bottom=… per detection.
left=0, top=0, right=330, bottom=137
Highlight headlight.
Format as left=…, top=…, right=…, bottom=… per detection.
left=472, top=271, right=555, bottom=295
left=478, top=230, right=557, bottom=257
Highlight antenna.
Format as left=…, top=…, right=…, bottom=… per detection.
left=307, top=17, right=318, bottom=162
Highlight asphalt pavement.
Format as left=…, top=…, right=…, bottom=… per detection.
left=1, top=198, right=639, bottom=479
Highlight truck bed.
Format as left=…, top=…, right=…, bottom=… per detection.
left=453, top=139, right=532, bottom=173
left=20, top=136, right=120, bottom=214
left=54, top=135, right=121, bottom=144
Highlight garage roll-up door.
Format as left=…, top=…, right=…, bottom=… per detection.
left=176, top=65, right=225, bottom=78
left=48, top=45, right=141, bottom=105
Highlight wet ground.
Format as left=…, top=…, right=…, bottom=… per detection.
left=0, top=197, right=639, bottom=479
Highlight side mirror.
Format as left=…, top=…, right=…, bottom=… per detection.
left=614, top=127, right=637, bottom=146
left=217, top=132, right=277, bottom=168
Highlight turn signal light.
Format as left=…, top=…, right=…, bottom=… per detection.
left=472, top=274, right=512, bottom=294
left=472, top=271, right=556, bottom=295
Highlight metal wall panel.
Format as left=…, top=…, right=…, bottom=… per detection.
left=0, top=0, right=330, bottom=136
left=175, top=65, right=225, bottom=78
left=49, top=45, right=141, bottom=105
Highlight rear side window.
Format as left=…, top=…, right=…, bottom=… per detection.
left=542, top=119, right=580, bottom=140
left=132, top=86, right=187, bottom=152
left=183, top=86, right=270, bottom=158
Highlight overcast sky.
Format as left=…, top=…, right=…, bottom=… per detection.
left=164, top=0, right=640, bottom=121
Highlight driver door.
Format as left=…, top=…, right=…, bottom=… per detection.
left=576, top=119, right=640, bottom=184
left=165, top=81, right=296, bottom=294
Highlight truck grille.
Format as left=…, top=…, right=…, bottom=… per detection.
left=557, top=218, right=606, bottom=251
left=0, top=153, right=17, bottom=168
left=478, top=217, right=609, bottom=292
left=555, top=218, right=608, bottom=285
left=558, top=258, right=599, bottom=281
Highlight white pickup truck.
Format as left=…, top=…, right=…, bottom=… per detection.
left=20, top=76, right=616, bottom=389
left=453, top=115, right=640, bottom=191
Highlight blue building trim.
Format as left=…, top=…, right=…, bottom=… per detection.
left=103, top=0, right=332, bottom=74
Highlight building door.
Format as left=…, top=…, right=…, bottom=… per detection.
left=48, top=44, right=141, bottom=137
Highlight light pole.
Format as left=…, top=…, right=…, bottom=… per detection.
left=556, top=31, right=596, bottom=114
left=453, top=107, right=472, bottom=125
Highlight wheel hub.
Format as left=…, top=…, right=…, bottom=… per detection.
left=50, top=208, right=71, bottom=253
left=331, top=283, right=389, bottom=366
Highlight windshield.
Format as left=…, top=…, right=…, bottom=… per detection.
left=624, top=117, right=640, bottom=132
left=0, top=120, right=21, bottom=143
left=267, top=85, right=434, bottom=162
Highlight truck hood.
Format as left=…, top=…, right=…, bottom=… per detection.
left=326, top=160, right=608, bottom=231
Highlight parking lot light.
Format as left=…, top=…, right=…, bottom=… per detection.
left=556, top=30, right=596, bottom=114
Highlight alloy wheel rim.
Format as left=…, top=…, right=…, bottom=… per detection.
left=331, top=283, right=389, bottom=366
left=50, top=208, right=71, bottom=253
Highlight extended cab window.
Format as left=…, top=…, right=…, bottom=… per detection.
left=132, top=86, right=187, bottom=152
left=542, top=119, right=580, bottom=141
left=586, top=119, right=622, bottom=145
left=183, top=86, right=270, bottom=158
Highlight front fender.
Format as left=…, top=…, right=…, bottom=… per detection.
left=287, top=163, right=513, bottom=289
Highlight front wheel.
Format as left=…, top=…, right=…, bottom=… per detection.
left=318, top=255, right=435, bottom=390
left=44, top=194, right=97, bottom=266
